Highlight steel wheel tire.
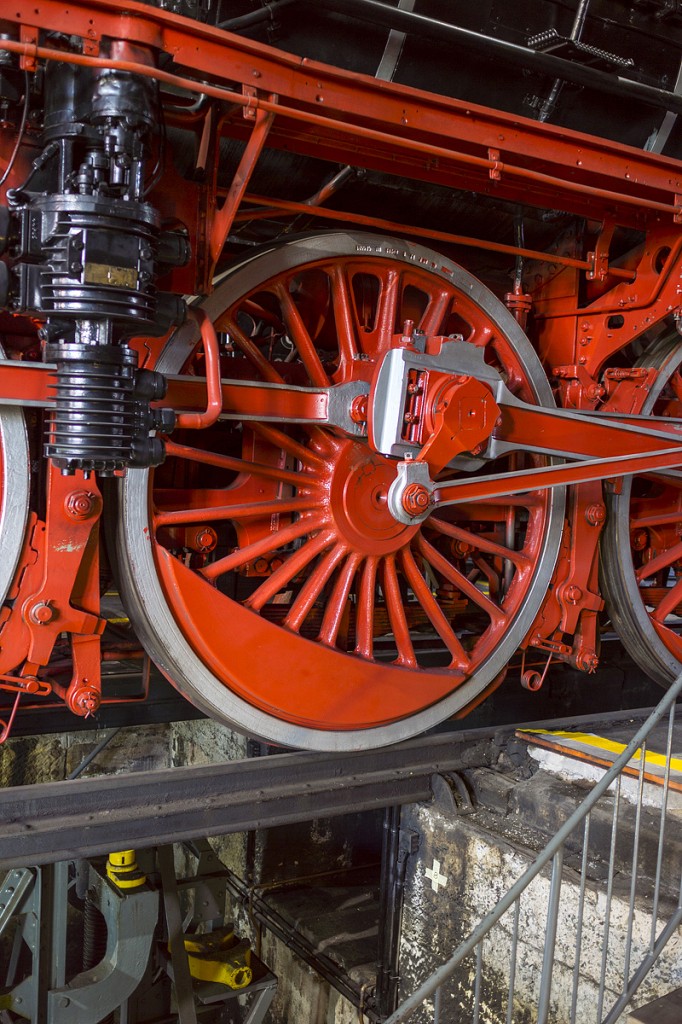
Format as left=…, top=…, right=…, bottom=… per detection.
left=0, top=348, right=30, bottom=606
left=601, top=334, right=682, bottom=686
left=116, top=232, right=565, bottom=749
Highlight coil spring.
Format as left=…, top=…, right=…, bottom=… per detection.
left=83, top=890, right=108, bottom=971
left=45, top=342, right=138, bottom=474
left=83, top=892, right=114, bottom=1024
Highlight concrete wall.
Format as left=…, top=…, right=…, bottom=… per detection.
left=398, top=777, right=682, bottom=1023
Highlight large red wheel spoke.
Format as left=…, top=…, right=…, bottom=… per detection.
left=245, top=530, right=336, bottom=612
left=354, top=556, right=378, bottom=660
left=419, top=288, right=452, bottom=337
left=250, top=422, right=326, bottom=469
left=220, top=314, right=285, bottom=384
left=630, top=509, right=682, bottom=529
left=399, top=547, right=470, bottom=670
left=634, top=539, right=682, bottom=582
left=415, top=534, right=506, bottom=627
left=284, top=542, right=349, bottom=632
left=155, top=496, right=320, bottom=528
left=382, top=554, right=418, bottom=668
left=428, top=517, right=531, bottom=570
left=330, top=264, right=359, bottom=375
left=318, top=551, right=362, bottom=647
left=201, top=514, right=325, bottom=580
left=163, top=440, right=310, bottom=488
left=375, top=269, right=401, bottom=343
left=651, top=576, right=682, bottom=623
left=275, top=282, right=331, bottom=387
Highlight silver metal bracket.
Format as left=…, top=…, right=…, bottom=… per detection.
left=370, top=337, right=496, bottom=459
left=2, top=862, right=157, bottom=1024
left=387, top=460, right=435, bottom=525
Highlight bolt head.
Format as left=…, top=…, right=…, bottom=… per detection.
left=350, top=395, right=368, bottom=423
left=631, top=529, right=648, bottom=551
left=402, top=483, right=431, bottom=516
left=585, top=502, right=606, bottom=526
left=71, top=687, right=101, bottom=717
left=29, top=601, right=53, bottom=625
left=65, top=490, right=96, bottom=520
left=193, top=527, right=217, bottom=552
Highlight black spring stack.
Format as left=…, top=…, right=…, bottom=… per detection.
left=45, top=342, right=138, bottom=474
left=0, top=49, right=187, bottom=473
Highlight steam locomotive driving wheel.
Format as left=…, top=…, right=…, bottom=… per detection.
left=602, top=334, right=682, bottom=687
left=117, top=233, right=565, bottom=749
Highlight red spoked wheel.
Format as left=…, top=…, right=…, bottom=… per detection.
left=117, top=233, right=564, bottom=749
left=601, top=334, right=682, bottom=685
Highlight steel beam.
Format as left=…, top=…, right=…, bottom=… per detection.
left=0, top=727, right=501, bottom=868
left=0, top=709, right=657, bottom=868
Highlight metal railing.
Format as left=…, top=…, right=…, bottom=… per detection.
left=385, top=671, right=682, bottom=1024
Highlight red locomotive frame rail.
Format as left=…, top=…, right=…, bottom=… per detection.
left=0, top=0, right=681, bottom=746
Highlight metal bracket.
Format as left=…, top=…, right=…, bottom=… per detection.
left=0, top=867, right=35, bottom=939
left=46, top=867, right=157, bottom=1024
left=369, top=338, right=493, bottom=459
left=488, top=147, right=503, bottom=180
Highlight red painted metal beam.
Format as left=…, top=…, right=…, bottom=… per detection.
left=434, top=448, right=682, bottom=506
left=4, top=1, right=682, bottom=229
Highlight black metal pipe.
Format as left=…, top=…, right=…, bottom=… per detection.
left=222, top=0, right=682, bottom=119
left=218, top=0, right=299, bottom=32
left=376, top=805, right=402, bottom=1018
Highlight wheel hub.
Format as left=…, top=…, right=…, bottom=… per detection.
left=330, top=441, right=419, bottom=554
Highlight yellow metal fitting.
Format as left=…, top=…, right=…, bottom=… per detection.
left=106, top=849, right=146, bottom=890
left=180, top=926, right=252, bottom=989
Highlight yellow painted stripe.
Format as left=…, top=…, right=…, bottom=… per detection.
left=519, top=729, right=682, bottom=773
left=107, top=616, right=130, bottom=624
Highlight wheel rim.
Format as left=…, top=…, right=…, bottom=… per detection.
left=602, top=335, right=682, bottom=685
left=0, top=350, right=30, bottom=607
left=118, top=232, right=564, bottom=749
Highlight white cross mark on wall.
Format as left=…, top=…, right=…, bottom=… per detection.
left=425, top=858, right=448, bottom=893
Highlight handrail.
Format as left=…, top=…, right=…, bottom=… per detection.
left=386, top=669, right=682, bottom=1023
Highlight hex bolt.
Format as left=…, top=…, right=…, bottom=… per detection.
left=29, top=601, right=54, bottom=625
left=65, top=490, right=96, bottom=520
left=585, top=502, right=606, bottom=526
left=631, top=529, right=648, bottom=551
left=192, top=527, right=217, bottom=552
left=402, top=482, right=431, bottom=516
left=71, top=687, right=101, bottom=716
left=576, top=649, right=599, bottom=673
